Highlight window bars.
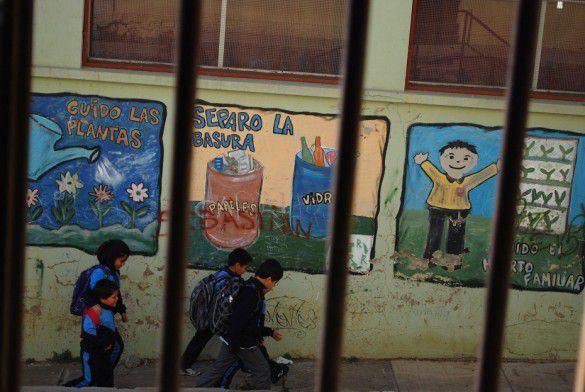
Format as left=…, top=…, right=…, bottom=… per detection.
left=0, top=0, right=581, bottom=392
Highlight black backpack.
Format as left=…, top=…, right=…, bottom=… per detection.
left=189, top=271, right=243, bottom=332
left=209, top=275, right=244, bottom=336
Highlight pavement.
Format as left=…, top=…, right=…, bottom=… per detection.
left=21, top=359, right=576, bottom=391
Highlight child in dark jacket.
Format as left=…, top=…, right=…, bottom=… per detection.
left=196, top=259, right=284, bottom=390
left=181, top=247, right=252, bottom=375
left=64, top=279, right=121, bottom=387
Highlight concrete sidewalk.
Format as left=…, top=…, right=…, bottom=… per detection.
left=21, top=359, right=576, bottom=391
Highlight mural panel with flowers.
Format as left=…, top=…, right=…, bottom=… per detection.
left=25, top=93, right=165, bottom=255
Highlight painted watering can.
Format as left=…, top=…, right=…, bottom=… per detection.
left=28, top=114, right=100, bottom=181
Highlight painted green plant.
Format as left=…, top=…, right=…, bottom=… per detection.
left=559, top=145, right=574, bottom=161
left=523, top=140, right=536, bottom=156
left=89, top=184, right=114, bottom=228
left=540, top=144, right=554, bottom=158
left=121, top=182, right=150, bottom=229
left=540, top=168, right=555, bottom=181
left=52, top=171, right=83, bottom=225
left=542, top=210, right=559, bottom=230
left=521, top=165, right=535, bottom=179
left=559, top=168, right=570, bottom=181
left=25, top=188, right=43, bottom=223
left=554, top=190, right=567, bottom=207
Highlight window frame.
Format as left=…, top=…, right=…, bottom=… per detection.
left=405, top=0, right=585, bottom=102
left=81, top=0, right=340, bottom=85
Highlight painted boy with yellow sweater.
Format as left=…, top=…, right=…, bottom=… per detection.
left=414, top=140, right=501, bottom=261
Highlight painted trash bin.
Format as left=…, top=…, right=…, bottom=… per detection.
left=203, top=154, right=263, bottom=249
left=290, top=147, right=335, bottom=238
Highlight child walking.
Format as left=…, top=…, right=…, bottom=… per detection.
left=63, top=279, right=121, bottom=387
left=196, top=259, right=284, bottom=390
left=181, top=248, right=252, bottom=375
left=85, top=239, right=130, bottom=367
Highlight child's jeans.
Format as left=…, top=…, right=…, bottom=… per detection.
left=196, top=342, right=271, bottom=390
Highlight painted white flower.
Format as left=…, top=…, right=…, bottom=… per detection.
left=56, top=171, right=83, bottom=194
left=26, top=188, right=39, bottom=207
left=126, top=182, right=149, bottom=203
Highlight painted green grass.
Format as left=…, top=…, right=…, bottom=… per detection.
left=26, top=221, right=159, bottom=255
left=187, top=202, right=375, bottom=273
left=396, top=209, right=584, bottom=292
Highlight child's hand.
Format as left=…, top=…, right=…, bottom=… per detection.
left=496, top=158, right=502, bottom=171
left=90, top=304, right=102, bottom=315
left=414, top=153, right=428, bottom=165
left=272, top=329, right=283, bottom=341
left=122, top=313, right=129, bottom=323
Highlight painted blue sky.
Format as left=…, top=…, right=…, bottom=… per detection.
left=404, top=124, right=585, bottom=223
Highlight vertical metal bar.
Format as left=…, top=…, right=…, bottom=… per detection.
left=0, top=0, right=10, bottom=381
left=0, top=0, right=34, bottom=390
left=475, top=1, right=541, bottom=391
left=218, top=0, right=228, bottom=67
left=157, top=0, right=201, bottom=391
left=316, top=1, right=370, bottom=391
left=532, top=0, right=547, bottom=89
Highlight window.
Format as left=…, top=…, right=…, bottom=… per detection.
left=84, top=0, right=347, bottom=82
left=407, top=0, right=585, bottom=100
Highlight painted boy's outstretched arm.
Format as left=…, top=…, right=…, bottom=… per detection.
left=414, top=152, right=442, bottom=182
left=466, top=158, right=502, bottom=189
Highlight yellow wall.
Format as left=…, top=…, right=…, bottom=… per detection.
left=23, top=0, right=585, bottom=361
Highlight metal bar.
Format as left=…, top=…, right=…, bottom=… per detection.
left=475, top=1, right=541, bottom=391
left=532, top=1, right=547, bottom=89
left=0, top=0, right=34, bottom=390
left=0, top=0, right=11, bottom=381
left=218, top=0, right=228, bottom=67
left=316, top=1, right=370, bottom=391
left=157, top=0, right=202, bottom=391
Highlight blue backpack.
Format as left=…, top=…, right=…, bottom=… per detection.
left=70, top=265, right=110, bottom=316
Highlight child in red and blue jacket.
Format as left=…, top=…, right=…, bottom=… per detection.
left=64, top=279, right=120, bottom=387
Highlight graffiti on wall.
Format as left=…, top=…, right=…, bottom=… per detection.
left=395, top=124, right=585, bottom=293
left=26, top=94, right=165, bottom=255
left=187, top=101, right=389, bottom=273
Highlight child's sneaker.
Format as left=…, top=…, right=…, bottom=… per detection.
left=56, top=368, right=69, bottom=385
left=181, top=368, right=199, bottom=376
left=270, top=363, right=289, bottom=384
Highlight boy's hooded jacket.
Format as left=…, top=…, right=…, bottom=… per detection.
left=224, top=278, right=273, bottom=353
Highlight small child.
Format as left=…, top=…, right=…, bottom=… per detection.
left=86, top=239, right=130, bottom=367
left=182, top=247, right=253, bottom=375
left=63, top=279, right=121, bottom=387
left=196, top=259, right=284, bottom=390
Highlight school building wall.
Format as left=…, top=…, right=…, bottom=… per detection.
left=22, top=0, right=585, bottom=361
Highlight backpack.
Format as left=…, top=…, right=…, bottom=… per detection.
left=209, top=275, right=245, bottom=336
left=189, top=272, right=219, bottom=330
left=70, top=265, right=110, bottom=316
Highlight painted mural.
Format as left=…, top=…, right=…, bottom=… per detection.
left=26, top=94, right=165, bottom=255
left=185, top=101, right=389, bottom=273
left=395, top=124, right=585, bottom=293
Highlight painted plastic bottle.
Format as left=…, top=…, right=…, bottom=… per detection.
left=314, top=136, right=325, bottom=167
left=301, top=136, right=315, bottom=164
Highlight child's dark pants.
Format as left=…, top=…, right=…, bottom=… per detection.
left=196, top=342, right=271, bottom=389
left=181, top=328, right=214, bottom=370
